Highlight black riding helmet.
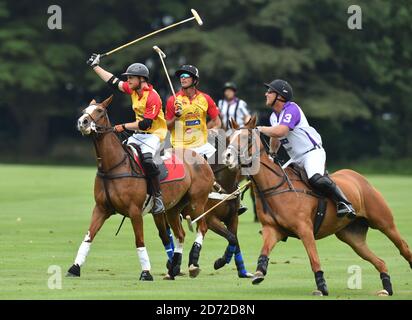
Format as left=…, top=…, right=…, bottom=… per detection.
left=175, top=65, right=199, bottom=87
left=223, top=81, right=237, bottom=92
left=122, top=63, right=149, bottom=80
left=264, top=79, right=293, bottom=102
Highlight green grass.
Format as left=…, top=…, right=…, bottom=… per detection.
left=0, top=164, right=411, bottom=300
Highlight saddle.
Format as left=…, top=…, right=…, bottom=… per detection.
left=283, top=163, right=328, bottom=237
left=124, top=144, right=186, bottom=184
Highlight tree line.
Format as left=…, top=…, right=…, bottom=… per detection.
left=0, top=0, right=411, bottom=167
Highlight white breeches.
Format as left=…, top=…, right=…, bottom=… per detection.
left=127, top=133, right=162, bottom=156
left=294, top=148, right=326, bottom=179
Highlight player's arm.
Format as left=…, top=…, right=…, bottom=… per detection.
left=258, top=106, right=300, bottom=138
left=207, top=115, right=221, bottom=129
left=205, top=94, right=221, bottom=129
left=165, top=96, right=182, bottom=131
left=258, top=125, right=289, bottom=138
left=86, top=54, right=126, bottom=93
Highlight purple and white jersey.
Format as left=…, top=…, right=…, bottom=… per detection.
left=269, top=101, right=322, bottom=159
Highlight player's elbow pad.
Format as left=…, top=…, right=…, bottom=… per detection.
left=138, top=118, right=153, bottom=131
left=107, top=75, right=120, bottom=90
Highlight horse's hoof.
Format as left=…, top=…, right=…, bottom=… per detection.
left=380, top=272, right=393, bottom=296
left=139, top=270, right=153, bottom=281
left=163, top=274, right=175, bottom=280
left=318, top=285, right=329, bottom=296
left=377, top=289, right=389, bottom=297
left=168, top=253, right=182, bottom=277
left=238, top=272, right=254, bottom=279
left=214, top=258, right=226, bottom=270
left=189, top=264, right=201, bottom=278
left=312, top=290, right=323, bottom=296
left=170, top=265, right=181, bottom=277
left=251, top=271, right=264, bottom=285
left=66, top=264, right=80, bottom=277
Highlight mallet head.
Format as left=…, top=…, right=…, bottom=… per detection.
left=191, top=9, right=203, bottom=26
left=185, top=215, right=194, bottom=232
left=153, top=45, right=166, bottom=59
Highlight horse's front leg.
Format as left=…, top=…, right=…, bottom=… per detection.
left=164, top=207, right=186, bottom=280
left=252, top=225, right=285, bottom=285
left=188, top=217, right=208, bottom=278
left=296, top=223, right=328, bottom=296
left=129, top=206, right=153, bottom=281
left=66, top=205, right=110, bottom=277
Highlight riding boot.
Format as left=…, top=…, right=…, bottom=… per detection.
left=309, top=173, right=356, bottom=219
left=141, top=152, right=165, bottom=215
left=150, top=173, right=165, bottom=214
left=331, top=185, right=356, bottom=219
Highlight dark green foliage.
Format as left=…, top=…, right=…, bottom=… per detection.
left=0, top=0, right=410, bottom=168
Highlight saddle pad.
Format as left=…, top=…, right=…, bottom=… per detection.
left=129, top=147, right=186, bottom=183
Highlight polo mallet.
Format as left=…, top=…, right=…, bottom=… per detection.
left=153, top=46, right=176, bottom=98
left=185, top=181, right=252, bottom=232
left=100, top=9, right=203, bottom=58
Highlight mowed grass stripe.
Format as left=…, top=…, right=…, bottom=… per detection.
left=0, top=164, right=411, bottom=299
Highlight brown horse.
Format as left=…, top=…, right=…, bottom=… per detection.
left=224, top=115, right=412, bottom=296
left=66, top=96, right=214, bottom=280
left=165, top=130, right=253, bottom=278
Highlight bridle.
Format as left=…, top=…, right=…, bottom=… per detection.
left=227, top=128, right=265, bottom=169
left=81, top=106, right=114, bottom=136
left=228, top=127, right=301, bottom=197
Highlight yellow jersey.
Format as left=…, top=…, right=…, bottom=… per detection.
left=122, top=82, right=167, bottom=141
left=165, top=89, right=219, bottom=148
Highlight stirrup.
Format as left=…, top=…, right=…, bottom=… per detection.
left=337, top=202, right=356, bottom=219
left=152, top=196, right=165, bottom=214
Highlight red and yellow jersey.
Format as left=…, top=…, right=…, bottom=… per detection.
left=122, top=82, right=167, bottom=141
left=165, top=89, right=219, bottom=148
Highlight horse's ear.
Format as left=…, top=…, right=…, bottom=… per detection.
left=230, top=117, right=239, bottom=130
left=101, top=95, right=113, bottom=109
left=249, top=114, right=257, bottom=128
left=89, top=99, right=97, bottom=105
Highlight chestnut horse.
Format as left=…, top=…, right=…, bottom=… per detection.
left=166, top=130, right=253, bottom=279
left=224, top=115, right=412, bottom=296
left=67, top=96, right=214, bottom=280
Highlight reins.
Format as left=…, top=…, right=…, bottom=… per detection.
left=231, top=127, right=319, bottom=220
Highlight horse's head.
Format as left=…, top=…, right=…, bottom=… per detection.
left=224, top=114, right=261, bottom=172
left=77, top=95, right=113, bottom=135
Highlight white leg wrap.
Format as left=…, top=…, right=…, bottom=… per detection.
left=137, top=247, right=151, bottom=271
left=195, top=231, right=204, bottom=246
left=174, top=239, right=184, bottom=254
left=74, top=241, right=91, bottom=267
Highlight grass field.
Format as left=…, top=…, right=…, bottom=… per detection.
left=0, top=163, right=411, bottom=300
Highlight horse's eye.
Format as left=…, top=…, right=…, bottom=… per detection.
left=97, top=109, right=103, bottom=113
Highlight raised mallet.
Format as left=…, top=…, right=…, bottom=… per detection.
left=100, top=9, right=203, bottom=58
left=153, top=46, right=176, bottom=98
left=185, top=181, right=252, bottom=232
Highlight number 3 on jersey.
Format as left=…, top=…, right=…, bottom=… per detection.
left=283, top=114, right=292, bottom=123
